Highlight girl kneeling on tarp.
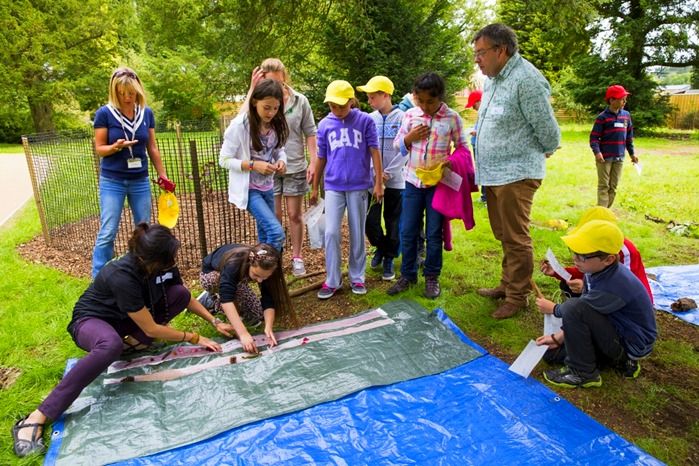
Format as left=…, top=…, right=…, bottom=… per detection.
left=199, top=243, right=292, bottom=353
left=11, top=223, right=228, bottom=458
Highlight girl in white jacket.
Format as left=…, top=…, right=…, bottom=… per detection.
left=220, top=79, right=289, bottom=252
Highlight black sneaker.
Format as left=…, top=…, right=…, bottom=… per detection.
left=618, top=358, right=641, bottom=379
left=382, top=257, right=395, bottom=281
left=543, top=366, right=602, bottom=389
left=387, top=276, right=416, bottom=296
left=424, top=275, right=441, bottom=299
left=370, top=250, right=383, bottom=269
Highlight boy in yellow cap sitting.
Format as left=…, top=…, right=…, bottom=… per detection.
left=540, top=206, right=653, bottom=302
left=535, top=220, right=656, bottom=388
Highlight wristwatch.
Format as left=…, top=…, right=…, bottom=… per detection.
left=211, top=317, right=224, bottom=327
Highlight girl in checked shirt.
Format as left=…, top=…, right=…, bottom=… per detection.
left=388, top=72, right=468, bottom=299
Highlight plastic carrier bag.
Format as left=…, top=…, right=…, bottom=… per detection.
left=303, top=198, right=325, bottom=249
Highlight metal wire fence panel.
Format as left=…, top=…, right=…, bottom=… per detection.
left=21, top=125, right=270, bottom=271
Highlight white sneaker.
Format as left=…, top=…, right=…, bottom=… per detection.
left=292, top=257, right=306, bottom=277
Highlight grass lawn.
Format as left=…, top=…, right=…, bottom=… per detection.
left=0, top=143, right=23, bottom=154
left=1, top=125, right=698, bottom=465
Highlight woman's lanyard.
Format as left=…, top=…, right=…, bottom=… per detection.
left=107, top=104, right=145, bottom=169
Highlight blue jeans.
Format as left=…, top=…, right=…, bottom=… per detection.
left=400, top=183, right=443, bottom=280
left=92, top=176, right=151, bottom=277
left=248, top=189, right=285, bottom=252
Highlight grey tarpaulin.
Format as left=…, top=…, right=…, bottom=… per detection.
left=50, top=300, right=481, bottom=465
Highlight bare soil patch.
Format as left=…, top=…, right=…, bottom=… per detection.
left=0, top=366, right=21, bottom=390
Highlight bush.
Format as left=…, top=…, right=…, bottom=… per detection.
left=0, top=108, right=33, bottom=143
left=679, top=111, right=699, bottom=130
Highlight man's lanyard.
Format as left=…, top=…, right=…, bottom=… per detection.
left=106, top=104, right=145, bottom=160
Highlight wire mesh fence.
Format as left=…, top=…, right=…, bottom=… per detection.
left=21, top=121, right=302, bottom=271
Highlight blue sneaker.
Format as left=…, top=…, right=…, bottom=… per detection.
left=370, top=250, right=383, bottom=269
left=382, top=258, right=395, bottom=281
left=317, top=283, right=338, bottom=300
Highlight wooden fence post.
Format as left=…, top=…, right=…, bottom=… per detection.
left=22, top=136, right=51, bottom=245
left=189, top=140, right=209, bottom=261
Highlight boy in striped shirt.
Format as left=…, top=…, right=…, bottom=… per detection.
left=590, top=85, right=639, bottom=208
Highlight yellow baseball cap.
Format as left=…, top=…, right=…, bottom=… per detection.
left=357, top=76, right=395, bottom=95
left=324, top=80, right=355, bottom=105
left=570, top=206, right=618, bottom=233
left=562, top=219, right=624, bottom=254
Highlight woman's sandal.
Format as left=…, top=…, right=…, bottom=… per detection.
left=122, top=335, right=151, bottom=353
left=11, top=416, right=46, bottom=457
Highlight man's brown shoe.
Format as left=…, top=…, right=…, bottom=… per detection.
left=477, top=286, right=506, bottom=299
left=491, top=302, right=524, bottom=320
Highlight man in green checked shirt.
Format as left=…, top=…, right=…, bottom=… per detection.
left=472, top=23, right=561, bottom=319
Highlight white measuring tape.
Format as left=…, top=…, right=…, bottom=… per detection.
left=104, top=316, right=394, bottom=384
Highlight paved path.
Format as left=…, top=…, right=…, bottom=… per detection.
left=0, top=154, right=34, bottom=226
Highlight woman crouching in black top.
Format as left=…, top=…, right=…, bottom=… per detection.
left=11, top=223, right=231, bottom=458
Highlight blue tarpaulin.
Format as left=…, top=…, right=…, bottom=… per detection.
left=647, top=264, right=699, bottom=325
left=46, top=307, right=661, bottom=465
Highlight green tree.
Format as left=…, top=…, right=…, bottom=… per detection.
left=0, top=1, right=137, bottom=134
left=301, top=0, right=480, bottom=116
left=137, top=0, right=329, bottom=113
left=497, top=0, right=595, bottom=82
left=498, top=0, right=699, bottom=127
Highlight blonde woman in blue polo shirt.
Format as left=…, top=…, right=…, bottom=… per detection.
left=91, top=67, right=174, bottom=278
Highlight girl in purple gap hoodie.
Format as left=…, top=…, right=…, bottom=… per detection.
left=310, top=80, right=384, bottom=299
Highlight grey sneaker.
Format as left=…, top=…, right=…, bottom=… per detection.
left=543, top=366, right=602, bottom=389
left=424, top=275, right=441, bottom=299
left=197, top=291, right=215, bottom=311
left=291, top=257, right=306, bottom=277
left=382, top=257, right=395, bottom=281
left=351, top=282, right=367, bottom=295
left=317, top=283, right=338, bottom=300
left=387, top=276, right=416, bottom=296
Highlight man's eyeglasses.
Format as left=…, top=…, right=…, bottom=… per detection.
left=572, top=252, right=609, bottom=262
left=474, top=46, right=498, bottom=58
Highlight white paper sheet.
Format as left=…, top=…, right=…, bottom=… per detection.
left=544, top=314, right=563, bottom=335
left=546, top=248, right=572, bottom=281
left=634, top=162, right=643, bottom=176
left=509, top=340, right=549, bottom=378
left=440, top=167, right=463, bottom=191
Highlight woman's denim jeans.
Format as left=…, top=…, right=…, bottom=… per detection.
left=92, top=176, right=151, bottom=277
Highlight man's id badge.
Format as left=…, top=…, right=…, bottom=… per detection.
left=127, top=157, right=143, bottom=169
left=614, top=122, right=625, bottom=128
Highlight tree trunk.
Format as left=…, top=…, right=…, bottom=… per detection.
left=28, top=96, right=56, bottom=133
left=627, top=0, right=646, bottom=80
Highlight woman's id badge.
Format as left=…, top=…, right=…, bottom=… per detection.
left=127, top=157, right=143, bottom=169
